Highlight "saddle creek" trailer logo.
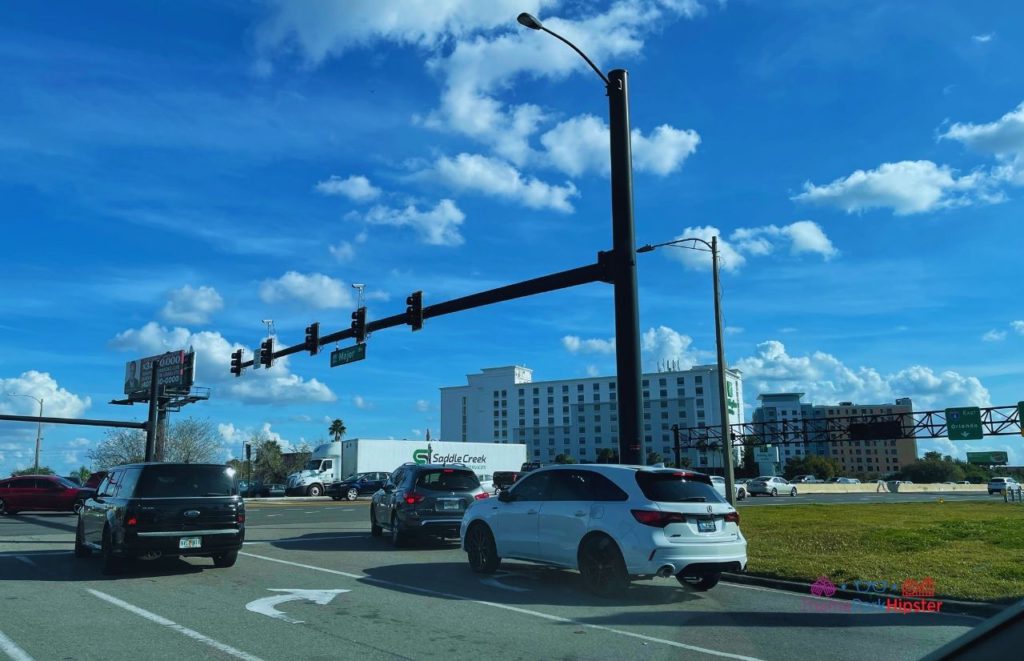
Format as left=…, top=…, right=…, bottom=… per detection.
left=413, top=449, right=487, bottom=467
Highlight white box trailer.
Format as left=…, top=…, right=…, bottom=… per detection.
left=285, top=439, right=526, bottom=496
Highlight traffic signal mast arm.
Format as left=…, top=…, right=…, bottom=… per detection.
left=231, top=256, right=611, bottom=373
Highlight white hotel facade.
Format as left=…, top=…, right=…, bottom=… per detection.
left=440, top=365, right=744, bottom=468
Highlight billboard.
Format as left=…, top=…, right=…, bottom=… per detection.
left=966, top=451, right=1008, bottom=466
left=124, top=350, right=195, bottom=397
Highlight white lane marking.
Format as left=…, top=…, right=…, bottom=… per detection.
left=0, top=629, right=34, bottom=661
left=245, top=589, right=350, bottom=624
left=87, top=589, right=265, bottom=661
left=266, top=514, right=282, bottom=518
left=240, top=552, right=764, bottom=661
left=14, top=556, right=37, bottom=569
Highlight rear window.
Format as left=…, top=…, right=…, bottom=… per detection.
left=415, top=469, right=480, bottom=492
left=636, top=472, right=725, bottom=503
left=135, top=465, right=237, bottom=498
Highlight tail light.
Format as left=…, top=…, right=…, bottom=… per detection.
left=724, top=511, right=740, bottom=524
left=631, top=509, right=686, bottom=527
left=474, top=492, right=490, bottom=500
left=237, top=513, right=246, bottom=524
left=404, top=492, right=425, bottom=505
left=126, top=516, right=138, bottom=527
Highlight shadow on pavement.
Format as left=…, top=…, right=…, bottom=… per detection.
left=1, top=513, right=77, bottom=533
left=0, top=550, right=210, bottom=582
left=264, top=531, right=460, bottom=553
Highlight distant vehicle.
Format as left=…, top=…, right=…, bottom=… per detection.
left=520, top=462, right=544, bottom=473
left=260, top=483, right=286, bottom=497
left=748, top=476, right=798, bottom=497
left=327, top=472, right=389, bottom=501
left=371, top=464, right=489, bottom=546
left=76, top=463, right=244, bottom=574
left=493, top=471, right=522, bottom=491
left=237, top=480, right=264, bottom=498
left=461, top=465, right=746, bottom=596
left=0, top=475, right=89, bottom=515
left=710, top=476, right=746, bottom=501
left=829, top=477, right=861, bottom=484
left=790, top=475, right=821, bottom=483
left=958, top=480, right=972, bottom=485
left=988, top=477, right=1020, bottom=495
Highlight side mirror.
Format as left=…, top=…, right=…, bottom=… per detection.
left=498, top=490, right=514, bottom=503
left=383, top=483, right=395, bottom=493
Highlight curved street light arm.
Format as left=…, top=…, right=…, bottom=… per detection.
left=539, top=27, right=610, bottom=87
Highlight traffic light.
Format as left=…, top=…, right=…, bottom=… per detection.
left=305, top=322, right=320, bottom=355
left=245, top=443, right=251, bottom=461
left=230, top=349, right=243, bottom=377
left=259, top=337, right=274, bottom=368
left=405, top=291, right=423, bottom=331
left=351, top=306, right=366, bottom=344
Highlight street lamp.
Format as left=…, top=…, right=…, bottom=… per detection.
left=637, top=235, right=737, bottom=504
left=518, top=12, right=645, bottom=466
left=5, top=392, right=43, bottom=473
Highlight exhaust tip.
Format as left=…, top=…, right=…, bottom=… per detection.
left=657, top=564, right=675, bottom=578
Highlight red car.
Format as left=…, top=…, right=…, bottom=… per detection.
left=0, top=475, right=88, bottom=515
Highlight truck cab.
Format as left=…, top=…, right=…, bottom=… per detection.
left=285, top=456, right=337, bottom=497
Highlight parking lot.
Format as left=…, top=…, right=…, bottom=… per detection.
left=0, top=502, right=984, bottom=661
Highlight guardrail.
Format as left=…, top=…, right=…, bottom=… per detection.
left=1004, top=486, right=1024, bottom=503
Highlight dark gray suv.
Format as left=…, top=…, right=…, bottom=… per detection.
left=370, top=463, right=488, bottom=546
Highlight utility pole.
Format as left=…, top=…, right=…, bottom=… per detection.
left=144, top=360, right=159, bottom=462
left=712, top=236, right=737, bottom=504
left=672, top=424, right=681, bottom=469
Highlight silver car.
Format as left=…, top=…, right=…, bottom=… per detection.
left=747, top=476, right=797, bottom=497
left=711, top=476, right=746, bottom=501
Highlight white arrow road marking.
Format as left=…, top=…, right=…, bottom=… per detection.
left=245, top=589, right=350, bottom=624
left=480, top=570, right=541, bottom=592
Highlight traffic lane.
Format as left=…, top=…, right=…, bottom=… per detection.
left=238, top=530, right=979, bottom=661
left=0, top=556, right=261, bottom=661
left=739, top=493, right=994, bottom=506
left=2, top=543, right=728, bottom=661
left=0, top=511, right=77, bottom=536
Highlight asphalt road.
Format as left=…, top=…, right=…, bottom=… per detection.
left=0, top=502, right=991, bottom=661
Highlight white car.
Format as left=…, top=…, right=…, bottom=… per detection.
left=747, top=476, right=798, bottom=497
left=711, top=476, right=746, bottom=501
left=988, top=477, right=1020, bottom=495
left=460, top=465, right=747, bottom=596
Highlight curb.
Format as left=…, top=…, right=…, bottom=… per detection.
left=721, top=572, right=1007, bottom=618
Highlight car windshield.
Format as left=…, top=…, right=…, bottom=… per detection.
left=53, top=476, right=78, bottom=488
left=304, top=460, right=322, bottom=471
left=415, top=469, right=479, bottom=491
left=635, top=472, right=725, bottom=503
left=135, top=465, right=237, bottom=498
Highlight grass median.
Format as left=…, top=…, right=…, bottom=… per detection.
left=740, top=501, right=1024, bottom=602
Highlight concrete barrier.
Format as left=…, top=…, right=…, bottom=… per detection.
left=785, top=484, right=887, bottom=494
left=890, top=484, right=988, bottom=493
left=774, top=483, right=990, bottom=494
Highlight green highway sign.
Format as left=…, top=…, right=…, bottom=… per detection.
left=1019, top=401, right=1024, bottom=437
left=945, top=406, right=983, bottom=440
left=966, top=451, right=1008, bottom=465
left=330, top=343, right=366, bottom=367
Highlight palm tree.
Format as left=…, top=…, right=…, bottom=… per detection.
left=328, top=419, right=347, bottom=442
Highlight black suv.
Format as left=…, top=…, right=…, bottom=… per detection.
left=370, top=464, right=488, bottom=546
left=327, top=472, right=390, bottom=501
left=75, top=463, right=245, bottom=574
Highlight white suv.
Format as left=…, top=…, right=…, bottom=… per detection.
left=460, top=465, right=747, bottom=596
left=988, top=477, right=1020, bottom=495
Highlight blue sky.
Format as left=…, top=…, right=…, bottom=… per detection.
left=2, top=0, right=1022, bottom=476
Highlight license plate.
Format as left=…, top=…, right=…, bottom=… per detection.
left=438, top=500, right=461, bottom=511
left=179, top=537, right=202, bottom=549
left=697, top=519, right=716, bottom=533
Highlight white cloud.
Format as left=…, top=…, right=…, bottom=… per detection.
left=259, top=271, right=355, bottom=309
left=0, top=371, right=91, bottom=419
left=424, top=153, right=578, bottom=212
left=364, top=290, right=391, bottom=302
left=972, top=33, right=994, bottom=43
left=982, top=329, right=1006, bottom=342
left=793, top=160, right=995, bottom=215
left=329, top=241, right=355, bottom=263
left=353, top=395, right=372, bottom=410
left=641, top=326, right=700, bottom=370
left=218, top=423, right=240, bottom=443
left=735, top=340, right=991, bottom=409
left=1012, top=320, right=1024, bottom=335
left=725, top=326, right=744, bottom=335
left=730, top=220, right=837, bottom=259
left=941, top=102, right=1024, bottom=157
left=540, top=114, right=699, bottom=177
left=562, top=335, right=616, bottom=354
left=359, top=199, right=465, bottom=246
left=416, top=399, right=430, bottom=412
left=110, top=322, right=336, bottom=405
left=586, top=365, right=601, bottom=377
left=69, top=438, right=91, bottom=448
left=315, top=175, right=381, bottom=202
left=160, top=285, right=224, bottom=325
left=658, top=226, right=746, bottom=272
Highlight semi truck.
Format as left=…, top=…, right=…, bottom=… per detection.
left=285, top=439, right=527, bottom=497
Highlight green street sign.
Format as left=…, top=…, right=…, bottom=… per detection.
left=945, top=406, right=983, bottom=440
left=330, top=343, right=366, bottom=367
left=966, top=451, right=1008, bottom=465
left=1019, top=401, right=1024, bottom=437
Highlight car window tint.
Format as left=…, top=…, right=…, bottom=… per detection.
left=11, top=478, right=34, bottom=489
left=636, top=472, right=725, bottom=503
left=415, top=469, right=479, bottom=491
left=135, top=465, right=236, bottom=498
left=547, top=471, right=590, bottom=501
left=511, top=472, right=551, bottom=501
left=100, top=471, right=122, bottom=497
left=116, top=468, right=142, bottom=498
left=582, top=471, right=629, bottom=501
